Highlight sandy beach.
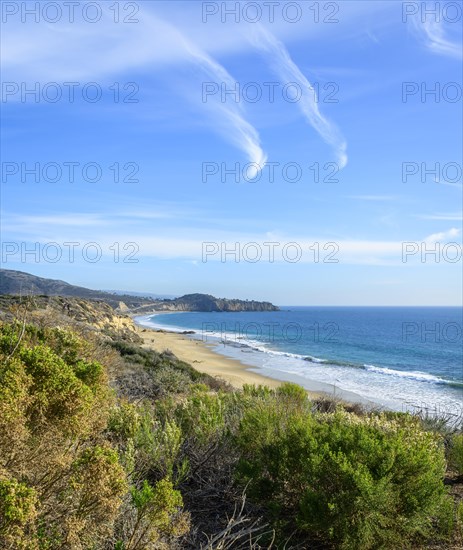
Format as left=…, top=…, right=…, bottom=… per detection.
left=134, top=323, right=288, bottom=390
left=132, top=315, right=379, bottom=406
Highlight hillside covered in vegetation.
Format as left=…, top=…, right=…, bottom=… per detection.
left=0, top=295, right=462, bottom=549
left=0, top=270, right=279, bottom=312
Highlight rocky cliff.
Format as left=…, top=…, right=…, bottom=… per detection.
left=149, top=293, right=279, bottom=312
left=0, top=295, right=142, bottom=343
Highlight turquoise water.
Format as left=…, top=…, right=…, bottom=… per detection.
left=136, top=307, right=462, bottom=414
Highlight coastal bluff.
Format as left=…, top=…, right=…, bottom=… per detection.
left=0, top=269, right=279, bottom=312
left=147, top=293, right=279, bottom=312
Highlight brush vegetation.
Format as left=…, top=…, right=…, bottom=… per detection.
left=0, top=298, right=462, bottom=549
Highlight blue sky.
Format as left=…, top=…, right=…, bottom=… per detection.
left=1, top=0, right=462, bottom=305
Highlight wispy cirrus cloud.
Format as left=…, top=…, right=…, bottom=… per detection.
left=411, top=5, right=462, bottom=59
left=417, top=213, right=463, bottom=221
left=10, top=214, right=109, bottom=227
left=248, top=25, right=347, bottom=169
left=434, top=179, right=463, bottom=189
left=3, top=8, right=268, bottom=175
left=4, top=211, right=460, bottom=266
left=180, top=43, right=267, bottom=174
left=347, top=195, right=397, bottom=201
left=139, top=11, right=268, bottom=175
left=420, top=20, right=462, bottom=59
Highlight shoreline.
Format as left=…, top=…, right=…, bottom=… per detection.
left=134, top=322, right=284, bottom=391
left=130, top=310, right=463, bottom=417
left=132, top=313, right=375, bottom=407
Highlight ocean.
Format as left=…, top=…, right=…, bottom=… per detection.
left=136, top=307, right=462, bottom=416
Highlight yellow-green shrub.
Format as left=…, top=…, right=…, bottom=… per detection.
left=0, top=323, right=120, bottom=547
left=125, top=478, right=189, bottom=549
left=0, top=477, right=38, bottom=548
left=70, top=445, right=127, bottom=521
left=176, top=391, right=227, bottom=443
left=236, top=404, right=451, bottom=549
left=449, top=433, right=463, bottom=475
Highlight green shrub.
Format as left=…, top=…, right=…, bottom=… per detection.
left=68, top=445, right=127, bottom=543
left=144, top=419, right=184, bottom=480
left=35, top=326, right=90, bottom=367
left=236, top=405, right=450, bottom=549
left=0, top=323, right=91, bottom=367
left=72, top=359, right=104, bottom=388
left=116, top=403, right=187, bottom=483
left=0, top=325, right=110, bottom=449
left=126, top=478, right=189, bottom=549
left=108, top=402, right=142, bottom=441
left=276, top=381, right=308, bottom=403
left=448, top=433, right=463, bottom=475
left=457, top=502, right=463, bottom=533
left=0, top=323, right=118, bottom=547
left=130, top=478, right=183, bottom=527
left=0, top=477, right=38, bottom=537
left=176, top=391, right=227, bottom=444
left=19, top=344, right=96, bottom=433
left=0, top=356, right=31, bottom=454
left=433, top=495, right=456, bottom=538
left=151, top=365, right=192, bottom=394
left=242, top=384, right=274, bottom=399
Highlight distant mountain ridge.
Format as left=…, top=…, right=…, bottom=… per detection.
left=0, top=269, right=279, bottom=312
left=0, top=269, right=149, bottom=308
left=106, top=290, right=177, bottom=300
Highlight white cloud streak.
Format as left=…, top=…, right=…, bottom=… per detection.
left=424, top=227, right=461, bottom=243
left=178, top=38, right=267, bottom=172
left=4, top=9, right=267, bottom=174
left=418, top=213, right=463, bottom=221
left=117, top=10, right=268, bottom=174
left=421, top=20, right=462, bottom=59
left=4, top=212, right=461, bottom=266
left=248, top=25, right=347, bottom=168
left=348, top=195, right=397, bottom=201
left=411, top=7, right=462, bottom=59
